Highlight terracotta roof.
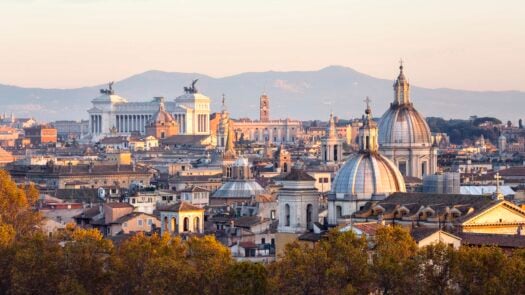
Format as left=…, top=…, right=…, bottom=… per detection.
left=410, top=227, right=441, bottom=242
left=459, top=232, right=525, bottom=248
left=74, top=206, right=101, bottom=219
left=281, top=169, right=316, bottom=181
left=238, top=241, right=257, bottom=249
left=234, top=216, right=268, bottom=228
left=114, top=212, right=158, bottom=224
left=158, top=201, right=203, bottom=212
left=352, top=222, right=383, bottom=236
left=105, top=202, right=134, bottom=209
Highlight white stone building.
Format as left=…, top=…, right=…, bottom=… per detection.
left=87, top=81, right=211, bottom=142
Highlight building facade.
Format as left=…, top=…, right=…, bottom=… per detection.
left=87, top=81, right=211, bottom=141
left=231, top=93, right=302, bottom=144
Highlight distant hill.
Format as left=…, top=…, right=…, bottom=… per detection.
left=0, top=66, right=523, bottom=122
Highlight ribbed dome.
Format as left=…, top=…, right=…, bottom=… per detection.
left=212, top=180, right=266, bottom=198
left=332, top=153, right=406, bottom=197
left=378, top=105, right=432, bottom=146
left=378, top=64, right=432, bottom=146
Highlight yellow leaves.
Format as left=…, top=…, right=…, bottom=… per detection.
left=0, top=224, right=15, bottom=247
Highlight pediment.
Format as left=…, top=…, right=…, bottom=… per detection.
left=462, top=201, right=525, bottom=226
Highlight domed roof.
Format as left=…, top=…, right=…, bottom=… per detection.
left=378, top=105, right=432, bottom=145
left=332, top=153, right=406, bottom=197
left=212, top=180, right=266, bottom=199
left=378, top=64, right=432, bottom=146
left=150, top=101, right=176, bottom=125
left=332, top=102, right=406, bottom=197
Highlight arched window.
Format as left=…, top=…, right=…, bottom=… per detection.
left=193, top=217, right=200, bottom=232
left=306, top=204, right=313, bottom=230
left=285, top=204, right=290, bottom=226
left=183, top=217, right=190, bottom=232
left=163, top=216, right=169, bottom=232
left=283, top=163, right=288, bottom=173
left=171, top=217, right=177, bottom=233
left=421, top=161, right=427, bottom=177
left=336, top=205, right=343, bottom=218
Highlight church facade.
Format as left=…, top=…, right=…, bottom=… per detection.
left=87, top=81, right=211, bottom=141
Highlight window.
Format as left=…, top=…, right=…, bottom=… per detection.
left=398, top=161, right=407, bottom=176
left=261, top=238, right=266, bottom=244
left=306, top=204, right=313, bottom=230
left=336, top=205, right=342, bottom=218
left=147, top=219, right=152, bottom=225
left=138, top=219, right=143, bottom=226
left=285, top=204, right=290, bottom=226
left=271, top=210, right=276, bottom=220
left=123, top=222, right=128, bottom=227
left=183, top=217, right=190, bottom=232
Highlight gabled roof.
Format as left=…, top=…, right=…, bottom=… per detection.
left=158, top=201, right=203, bottom=212
left=458, top=200, right=525, bottom=225
left=281, top=169, right=316, bottom=181
left=410, top=227, right=460, bottom=242
left=459, top=232, right=525, bottom=248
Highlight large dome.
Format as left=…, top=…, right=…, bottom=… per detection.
left=378, top=63, right=432, bottom=146
left=212, top=180, right=266, bottom=199
left=332, top=152, right=406, bottom=197
left=378, top=104, right=432, bottom=146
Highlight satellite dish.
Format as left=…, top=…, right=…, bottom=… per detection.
left=97, top=187, right=106, bottom=200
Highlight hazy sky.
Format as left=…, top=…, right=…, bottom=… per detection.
left=0, top=0, right=523, bottom=90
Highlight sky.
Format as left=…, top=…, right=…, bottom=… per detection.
left=0, top=0, right=524, bottom=91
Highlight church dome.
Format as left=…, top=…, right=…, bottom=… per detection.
left=378, top=105, right=432, bottom=145
left=332, top=102, right=406, bottom=197
left=212, top=180, right=266, bottom=199
left=378, top=64, right=432, bottom=146
left=332, top=153, right=406, bottom=197
left=150, top=100, right=176, bottom=125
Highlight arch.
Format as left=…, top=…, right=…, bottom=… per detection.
left=163, top=216, right=169, bottom=232
left=336, top=205, right=343, bottom=218
left=183, top=217, right=190, bottom=232
left=171, top=217, right=177, bottom=233
left=306, top=204, right=313, bottom=230
left=193, top=216, right=200, bottom=232
left=283, top=162, right=288, bottom=173
left=285, top=204, right=290, bottom=226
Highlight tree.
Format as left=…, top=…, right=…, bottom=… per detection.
left=60, top=226, right=114, bottom=294
left=0, top=170, right=41, bottom=238
left=9, top=233, right=64, bottom=295
left=371, top=226, right=418, bottom=295
left=268, top=241, right=331, bottom=295
left=226, top=262, right=268, bottom=295
left=416, top=243, right=457, bottom=295
left=322, top=230, right=372, bottom=294
left=452, top=246, right=508, bottom=295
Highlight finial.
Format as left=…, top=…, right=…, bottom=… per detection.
left=222, top=93, right=225, bottom=106
left=399, top=58, right=404, bottom=71
left=364, top=96, right=372, bottom=114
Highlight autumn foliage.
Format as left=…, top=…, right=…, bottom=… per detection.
left=1, top=170, right=525, bottom=294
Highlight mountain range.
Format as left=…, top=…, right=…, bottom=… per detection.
left=0, top=66, right=523, bottom=123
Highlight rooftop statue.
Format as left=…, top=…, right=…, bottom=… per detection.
left=184, top=79, right=199, bottom=94
left=100, top=81, right=115, bottom=95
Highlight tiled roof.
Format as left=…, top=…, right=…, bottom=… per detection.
left=158, top=201, right=203, bottom=212
left=105, top=202, right=134, bottom=209
left=281, top=169, right=316, bottom=181
left=352, top=222, right=383, bottom=236
left=459, top=232, right=525, bottom=248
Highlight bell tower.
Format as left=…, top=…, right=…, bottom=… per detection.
left=260, top=93, right=270, bottom=122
